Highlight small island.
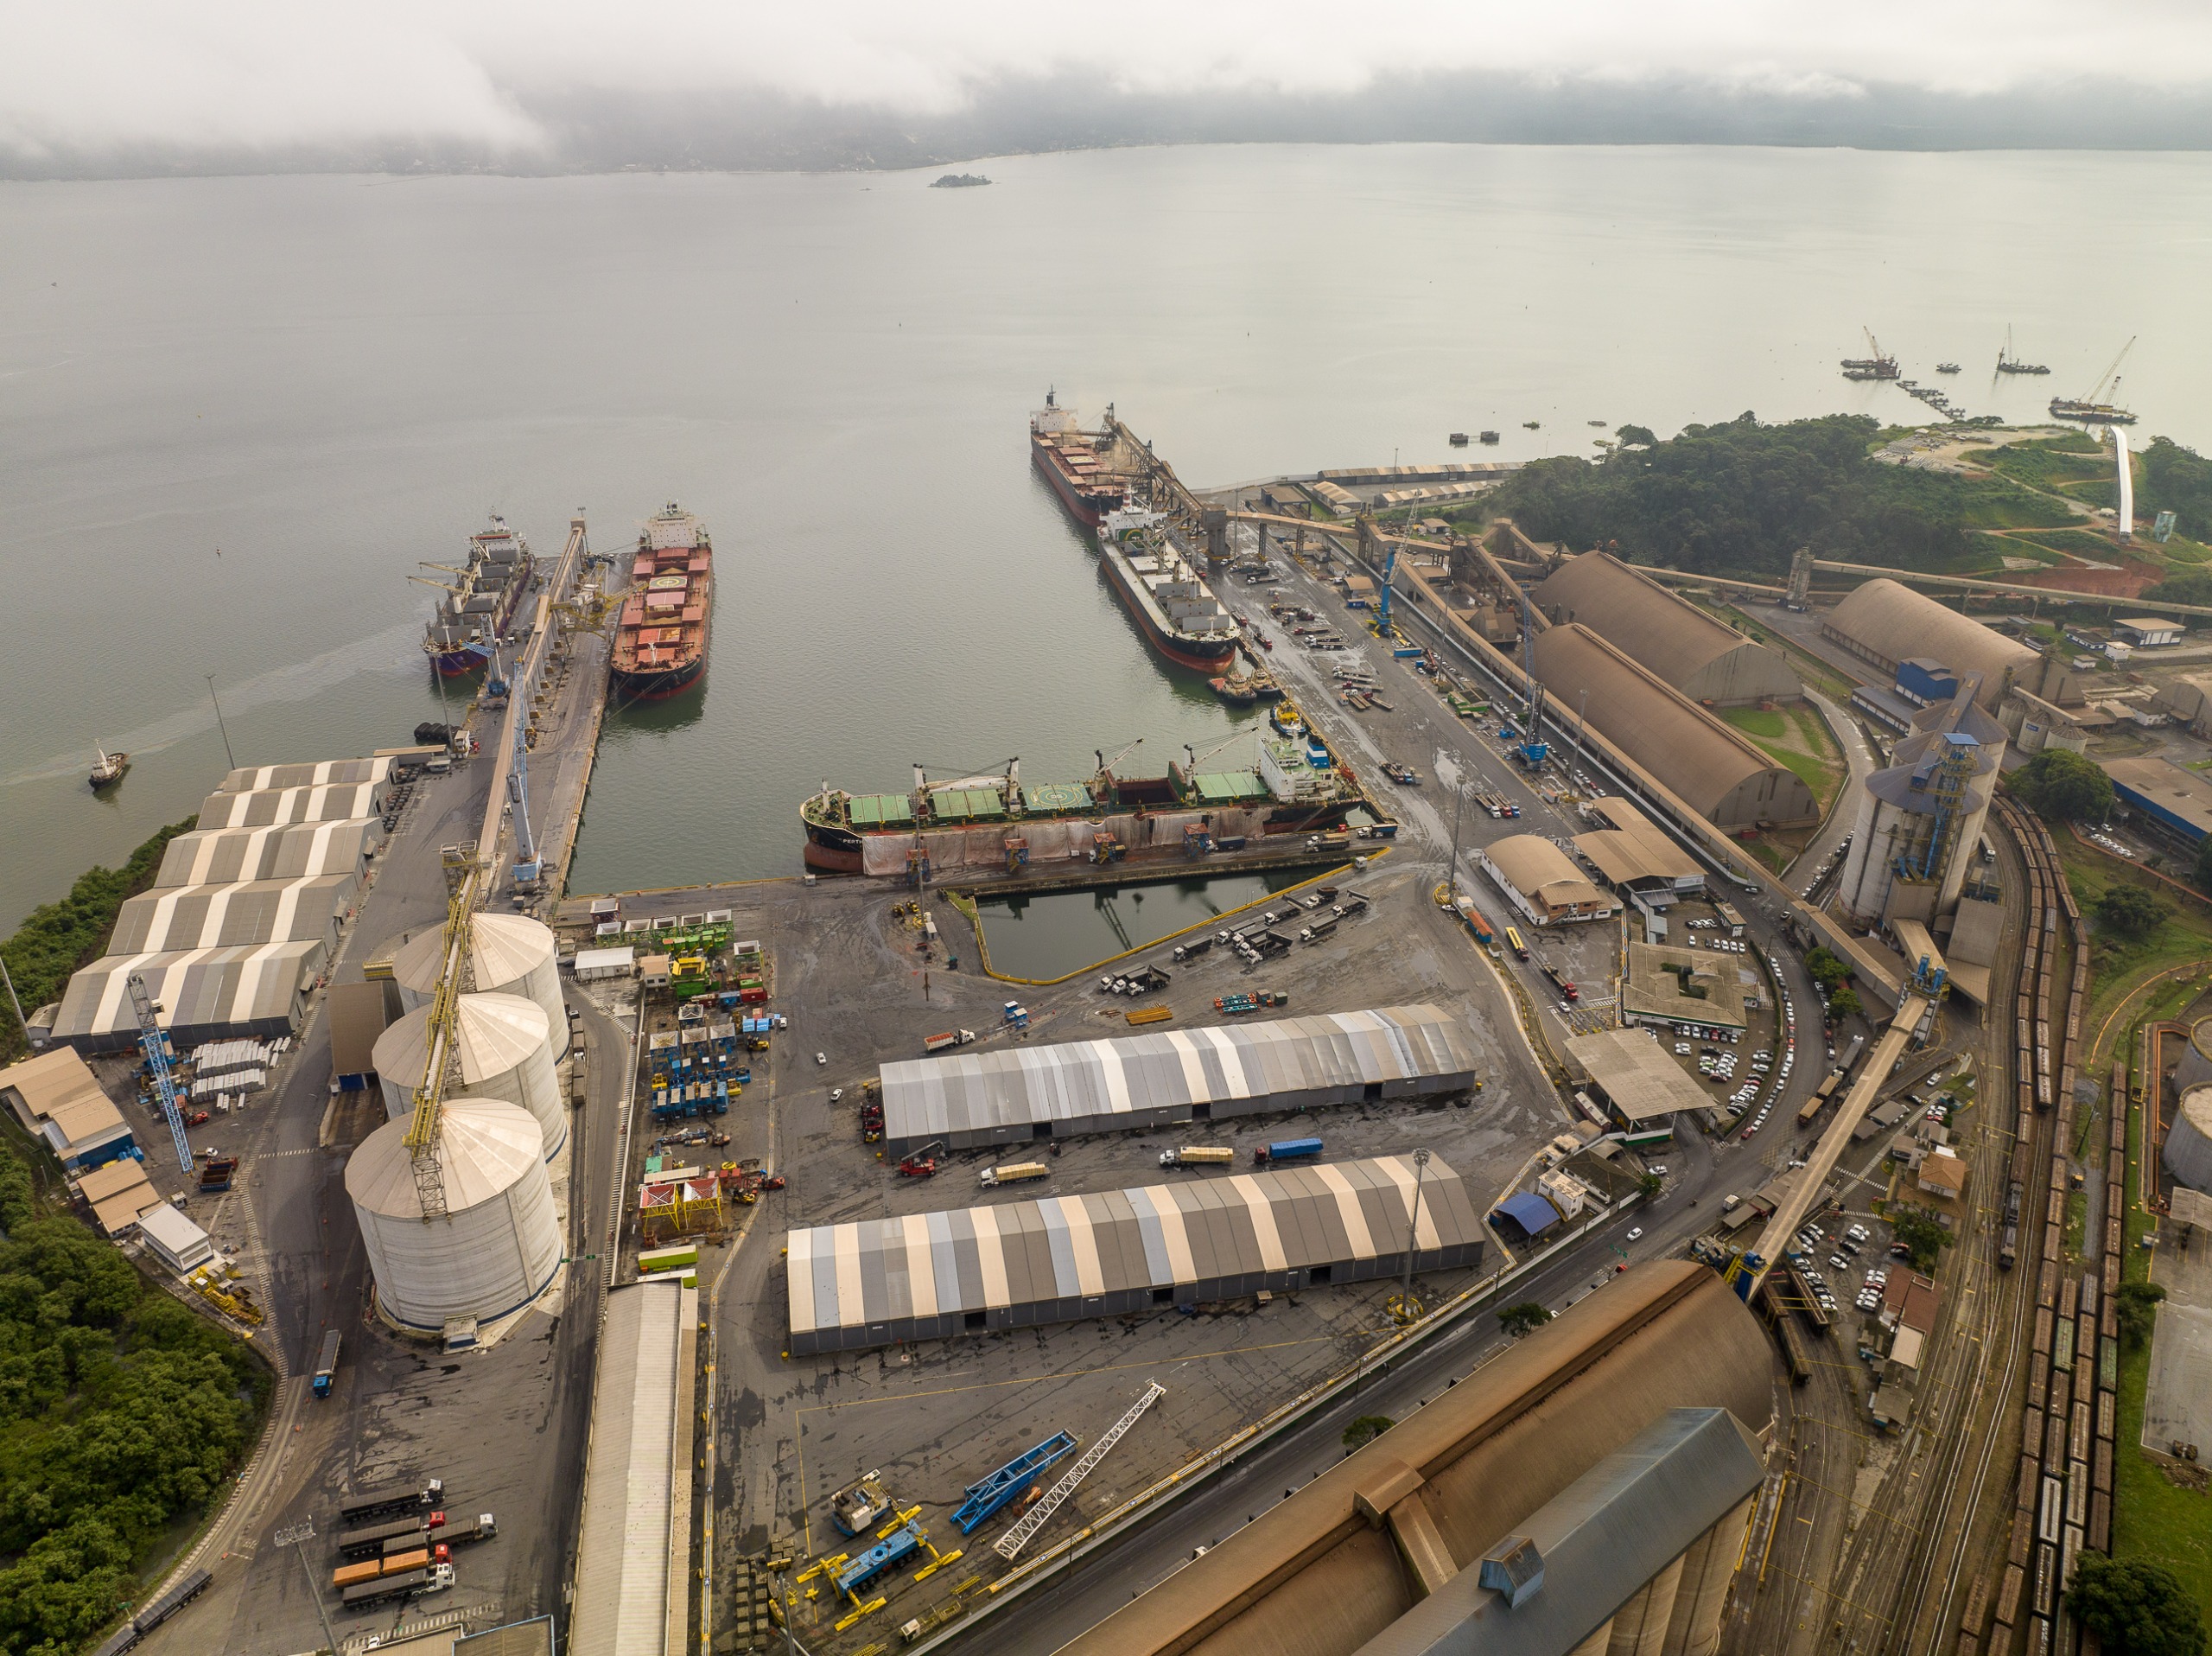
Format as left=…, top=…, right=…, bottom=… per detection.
left=931, top=173, right=993, bottom=189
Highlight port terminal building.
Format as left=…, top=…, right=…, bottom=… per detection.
left=1564, top=1028, right=1715, bottom=1129
left=1572, top=796, right=1705, bottom=904
left=877, top=1006, right=1478, bottom=1155
left=0, top=1048, right=135, bottom=1172
left=785, top=1153, right=1484, bottom=1354
left=1476, top=837, right=1618, bottom=927
left=1532, top=551, right=1797, bottom=706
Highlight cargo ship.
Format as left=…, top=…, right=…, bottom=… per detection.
left=2049, top=396, right=2137, bottom=426
left=800, top=742, right=1365, bottom=876
left=1095, top=505, right=1238, bottom=674
left=611, top=504, right=713, bottom=698
left=420, top=517, right=534, bottom=675
left=1029, top=393, right=1136, bottom=526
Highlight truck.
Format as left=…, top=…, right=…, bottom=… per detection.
left=333, top=1545, right=449, bottom=1589
left=1299, top=916, right=1338, bottom=943
left=1171, top=935, right=1213, bottom=962
left=979, top=1162, right=1048, bottom=1188
left=1540, top=965, right=1579, bottom=1003
left=1253, top=1137, right=1324, bottom=1165
left=336, top=1513, right=444, bottom=1560
left=439, top=1513, right=498, bottom=1548
left=340, top=1563, right=454, bottom=1613
left=1160, top=1146, right=1236, bottom=1169
left=923, top=1029, right=976, bottom=1054
left=312, top=1330, right=342, bottom=1398
left=338, top=1479, right=444, bottom=1528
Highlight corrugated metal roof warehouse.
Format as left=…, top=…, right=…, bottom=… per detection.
left=878, top=1006, right=1479, bottom=1153
left=786, top=1153, right=1484, bottom=1353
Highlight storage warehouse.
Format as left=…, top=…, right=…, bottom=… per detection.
left=1620, top=945, right=1749, bottom=1035
left=0, top=1048, right=136, bottom=1171
left=154, top=818, right=381, bottom=889
left=878, top=1006, right=1479, bottom=1155
left=1573, top=797, right=1705, bottom=901
left=1565, top=1028, right=1715, bottom=1126
left=51, top=939, right=327, bottom=1052
left=106, top=872, right=358, bottom=955
left=785, top=1153, right=1484, bottom=1353
left=2103, top=756, right=2212, bottom=848
left=196, top=779, right=386, bottom=830
left=1820, top=580, right=2037, bottom=712
left=217, top=757, right=391, bottom=793
left=1529, top=625, right=1818, bottom=830
left=1477, top=836, right=1618, bottom=927
left=1533, top=551, right=1798, bottom=706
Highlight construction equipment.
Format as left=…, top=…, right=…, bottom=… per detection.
left=404, top=845, right=486, bottom=1220
left=126, top=973, right=195, bottom=1173
left=830, top=1471, right=894, bottom=1538
left=896, top=1143, right=944, bottom=1179
left=993, top=1383, right=1166, bottom=1561
left=950, top=1433, right=1078, bottom=1533
left=1513, top=587, right=1548, bottom=770
left=188, top=1265, right=264, bottom=1325
left=1372, top=542, right=1397, bottom=637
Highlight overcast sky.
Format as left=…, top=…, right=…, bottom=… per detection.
left=7, top=1, right=2212, bottom=175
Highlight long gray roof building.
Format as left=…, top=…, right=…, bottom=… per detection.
left=52, top=939, right=327, bottom=1052
left=786, top=1152, right=1484, bottom=1354
left=197, top=780, right=385, bottom=829
left=107, top=872, right=358, bottom=955
left=878, top=1005, right=1480, bottom=1154
left=154, top=818, right=380, bottom=888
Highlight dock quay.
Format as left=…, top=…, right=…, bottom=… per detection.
left=128, top=514, right=625, bottom=1656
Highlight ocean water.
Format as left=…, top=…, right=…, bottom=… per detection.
left=971, top=869, right=1311, bottom=984
left=6, top=144, right=2212, bottom=933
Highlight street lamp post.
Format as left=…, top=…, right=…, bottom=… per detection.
left=1400, top=1147, right=1432, bottom=1319
left=206, top=674, right=237, bottom=772
left=274, top=1519, right=340, bottom=1656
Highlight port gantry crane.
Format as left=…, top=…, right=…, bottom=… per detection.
left=126, top=973, right=195, bottom=1173
left=1512, top=583, right=1549, bottom=770
left=404, top=844, right=486, bottom=1219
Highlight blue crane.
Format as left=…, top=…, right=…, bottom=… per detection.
left=127, top=973, right=195, bottom=1173
left=1514, top=586, right=1549, bottom=770
left=1374, top=543, right=1397, bottom=637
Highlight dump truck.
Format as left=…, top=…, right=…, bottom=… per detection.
left=1253, top=1137, right=1324, bottom=1165
left=923, top=1029, right=976, bottom=1054
left=1160, top=1146, right=1235, bottom=1169
left=340, top=1563, right=453, bottom=1613
left=979, top=1162, right=1048, bottom=1189
left=338, top=1479, right=444, bottom=1527
left=312, top=1330, right=342, bottom=1398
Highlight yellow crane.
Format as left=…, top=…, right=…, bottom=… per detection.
left=404, top=844, right=486, bottom=1218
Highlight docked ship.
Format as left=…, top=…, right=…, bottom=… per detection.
left=1096, top=505, right=1239, bottom=674
left=420, top=517, right=534, bottom=675
left=611, top=503, right=714, bottom=698
left=1029, top=392, right=1135, bottom=525
left=800, top=742, right=1366, bottom=876
left=1996, top=327, right=2050, bottom=375
left=2049, top=398, right=2137, bottom=426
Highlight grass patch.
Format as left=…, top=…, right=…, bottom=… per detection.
left=1719, top=707, right=1785, bottom=739
left=2007, top=529, right=2126, bottom=559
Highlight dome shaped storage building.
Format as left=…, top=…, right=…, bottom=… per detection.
left=2165, top=1086, right=2212, bottom=1194
left=372, top=994, right=565, bottom=1157
left=392, top=914, right=566, bottom=1060
left=1820, top=579, right=2037, bottom=713
left=346, top=1099, right=562, bottom=1334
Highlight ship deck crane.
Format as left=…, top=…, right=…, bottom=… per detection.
left=126, top=974, right=195, bottom=1174
left=1181, top=730, right=1253, bottom=776
left=1092, top=738, right=1144, bottom=783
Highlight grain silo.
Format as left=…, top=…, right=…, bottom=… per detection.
left=2171, top=1019, right=2212, bottom=1099
left=346, top=1099, right=562, bottom=1334
left=392, top=914, right=567, bottom=1060
left=371, top=994, right=565, bottom=1158
left=2165, top=1086, right=2212, bottom=1194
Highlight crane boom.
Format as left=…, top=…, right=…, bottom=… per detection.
left=404, top=846, right=486, bottom=1220
left=126, top=974, right=195, bottom=1173
left=2084, top=337, right=2136, bottom=404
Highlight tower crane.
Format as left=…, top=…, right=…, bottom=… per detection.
left=127, top=974, right=194, bottom=1173
left=2080, top=336, right=2136, bottom=405
left=1372, top=543, right=1398, bottom=638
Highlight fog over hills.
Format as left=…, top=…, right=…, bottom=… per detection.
left=5, top=2, right=2210, bottom=177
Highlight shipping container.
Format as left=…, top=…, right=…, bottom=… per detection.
left=338, top=1479, right=444, bottom=1527
left=1253, top=1137, right=1324, bottom=1164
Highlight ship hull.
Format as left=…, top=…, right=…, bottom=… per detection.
left=1098, top=556, right=1238, bottom=674
left=426, top=645, right=487, bottom=676
left=611, top=649, right=706, bottom=700
left=799, top=799, right=1358, bottom=878
left=803, top=822, right=867, bottom=873
left=1031, top=440, right=1120, bottom=527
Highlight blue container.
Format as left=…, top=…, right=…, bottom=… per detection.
left=1261, top=1137, right=1324, bottom=1162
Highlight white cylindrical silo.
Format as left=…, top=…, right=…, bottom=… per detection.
left=2173, top=1019, right=2212, bottom=1099
left=393, top=913, right=567, bottom=1060
left=371, top=994, right=565, bottom=1157
left=346, top=1099, right=562, bottom=1334
left=2165, top=1086, right=2212, bottom=1194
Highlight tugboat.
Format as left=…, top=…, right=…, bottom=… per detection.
left=1996, top=327, right=2050, bottom=375
left=89, top=746, right=129, bottom=790
left=1936, top=362, right=1961, bottom=374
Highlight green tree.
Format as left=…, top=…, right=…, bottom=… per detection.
left=2067, top=1553, right=2207, bottom=1656
left=2136, top=436, right=2212, bottom=545
left=1342, top=1415, right=1395, bottom=1452
left=1804, top=947, right=1850, bottom=990
left=1497, top=1302, right=1554, bottom=1338
left=1828, top=986, right=1863, bottom=1020
left=2095, top=886, right=2169, bottom=942
left=2011, top=749, right=2114, bottom=825
left=2194, top=834, right=2212, bottom=895
left=2116, top=1280, right=2168, bottom=1349
left=1637, top=1172, right=1664, bottom=1201
left=1888, top=1206, right=1954, bottom=1271
left=2145, top=567, right=2212, bottom=608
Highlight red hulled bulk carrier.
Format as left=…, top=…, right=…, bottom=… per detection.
left=611, top=503, right=713, bottom=698
left=1028, top=392, right=1132, bottom=526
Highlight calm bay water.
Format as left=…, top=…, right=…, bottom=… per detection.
left=6, top=145, right=2212, bottom=933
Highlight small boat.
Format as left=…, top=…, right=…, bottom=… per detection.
left=1448, top=432, right=1470, bottom=447
left=1936, top=362, right=1961, bottom=373
left=1478, top=430, right=1500, bottom=445
left=1587, top=418, right=1606, bottom=427
left=1522, top=420, right=1541, bottom=430
left=1208, top=677, right=1260, bottom=706
left=90, top=747, right=129, bottom=790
